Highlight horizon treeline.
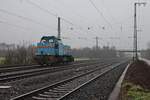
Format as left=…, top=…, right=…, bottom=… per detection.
left=0, top=43, right=124, bottom=65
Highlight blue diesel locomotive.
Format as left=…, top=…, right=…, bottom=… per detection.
left=34, top=36, right=74, bottom=65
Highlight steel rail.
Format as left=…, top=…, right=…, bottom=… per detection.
left=0, top=60, right=97, bottom=74
left=10, top=61, right=127, bottom=100
left=0, top=60, right=104, bottom=83
left=59, top=61, right=128, bottom=100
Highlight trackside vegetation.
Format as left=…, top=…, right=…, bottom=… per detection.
left=122, top=82, right=150, bottom=100
left=120, top=60, right=150, bottom=100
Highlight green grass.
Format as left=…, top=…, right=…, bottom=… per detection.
left=74, top=58, right=90, bottom=61
left=0, top=57, right=5, bottom=64
left=123, top=82, right=150, bottom=100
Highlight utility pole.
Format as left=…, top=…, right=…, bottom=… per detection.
left=58, top=17, right=61, bottom=39
left=96, top=36, right=99, bottom=50
left=133, top=3, right=137, bottom=61
left=133, top=2, right=146, bottom=61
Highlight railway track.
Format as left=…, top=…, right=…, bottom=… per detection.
left=10, top=60, right=128, bottom=100
left=0, top=60, right=92, bottom=73
left=0, top=64, right=37, bottom=69
left=0, top=59, right=106, bottom=74
left=0, top=59, right=97, bottom=69
left=0, top=65, right=41, bottom=73
left=0, top=60, right=108, bottom=83
left=0, top=58, right=121, bottom=74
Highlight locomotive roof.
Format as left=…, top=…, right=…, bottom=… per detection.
left=41, top=36, right=61, bottom=40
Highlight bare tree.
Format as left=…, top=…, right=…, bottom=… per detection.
left=141, top=42, right=150, bottom=59
left=4, top=44, right=34, bottom=65
left=71, top=46, right=119, bottom=59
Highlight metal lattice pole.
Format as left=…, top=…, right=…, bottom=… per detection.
left=133, top=2, right=146, bottom=61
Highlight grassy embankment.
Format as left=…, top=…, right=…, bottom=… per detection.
left=0, top=57, right=5, bottom=64
left=120, top=60, right=150, bottom=100
left=74, top=58, right=90, bottom=61
left=122, top=82, right=150, bottom=100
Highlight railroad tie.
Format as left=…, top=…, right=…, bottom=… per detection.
left=53, top=87, right=71, bottom=91
left=48, top=89, right=67, bottom=93
left=44, top=91, right=64, bottom=96
left=56, top=86, right=72, bottom=90
left=39, top=93, right=59, bottom=98
left=32, top=96, right=56, bottom=100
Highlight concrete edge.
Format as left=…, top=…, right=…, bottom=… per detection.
left=108, top=62, right=131, bottom=100
left=139, top=58, right=150, bottom=65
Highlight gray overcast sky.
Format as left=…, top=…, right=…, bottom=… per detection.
left=0, top=0, right=149, bottom=49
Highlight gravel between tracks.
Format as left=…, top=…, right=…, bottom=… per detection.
left=0, top=68, right=78, bottom=100
left=61, top=62, right=128, bottom=100
left=0, top=61, right=109, bottom=100
left=0, top=59, right=123, bottom=100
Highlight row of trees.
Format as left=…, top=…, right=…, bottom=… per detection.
left=0, top=43, right=34, bottom=65
left=4, top=46, right=34, bottom=64
left=141, top=42, right=150, bottom=59
left=0, top=43, right=124, bottom=65
left=71, top=46, right=119, bottom=58
left=141, top=49, right=150, bottom=59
